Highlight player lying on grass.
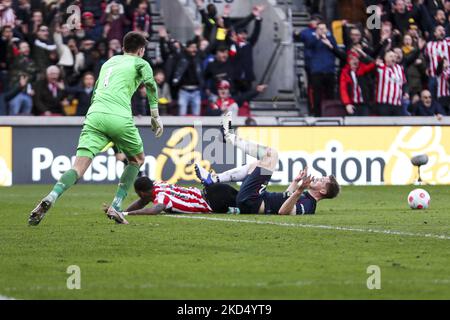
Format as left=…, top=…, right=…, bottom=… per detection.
left=104, top=177, right=239, bottom=224
left=195, top=112, right=341, bottom=215
left=29, top=31, right=163, bottom=226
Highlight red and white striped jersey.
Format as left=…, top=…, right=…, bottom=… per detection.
left=152, top=182, right=212, bottom=214
left=425, top=39, right=450, bottom=77
left=437, top=67, right=450, bottom=98
left=376, top=64, right=406, bottom=106
left=350, top=71, right=364, bottom=104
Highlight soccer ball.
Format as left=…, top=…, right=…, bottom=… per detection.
left=407, top=189, right=431, bottom=210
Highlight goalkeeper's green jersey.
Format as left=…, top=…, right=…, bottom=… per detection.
left=88, top=54, right=158, bottom=118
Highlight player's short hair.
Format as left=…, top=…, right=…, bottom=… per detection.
left=123, top=31, right=147, bottom=53
left=134, top=176, right=154, bottom=192
left=324, top=175, right=340, bottom=199
left=204, top=183, right=238, bottom=213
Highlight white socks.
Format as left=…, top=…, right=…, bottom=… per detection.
left=217, top=163, right=252, bottom=183
left=226, top=133, right=267, bottom=159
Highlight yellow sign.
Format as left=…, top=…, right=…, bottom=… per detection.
left=156, top=127, right=211, bottom=184
left=237, top=126, right=450, bottom=186
left=0, top=127, right=12, bottom=187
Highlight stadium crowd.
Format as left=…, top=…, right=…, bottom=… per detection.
left=0, top=0, right=267, bottom=117
left=297, top=0, right=450, bottom=118
left=0, top=0, right=449, bottom=119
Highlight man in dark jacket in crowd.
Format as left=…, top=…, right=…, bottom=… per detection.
left=204, top=45, right=234, bottom=95
left=33, top=65, right=67, bottom=116
left=308, top=22, right=338, bottom=117
left=32, top=24, right=57, bottom=74
left=172, top=40, right=204, bottom=116
left=410, top=89, right=447, bottom=119
left=294, top=14, right=321, bottom=113
left=65, top=72, right=95, bottom=116
left=230, top=5, right=264, bottom=93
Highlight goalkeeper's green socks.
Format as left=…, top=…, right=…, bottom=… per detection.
left=46, top=169, right=79, bottom=204
left=111, top=163, right=141, bottom=211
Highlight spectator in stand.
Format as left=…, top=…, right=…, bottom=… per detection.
left=424, top=25, right=450, bottom=98
left=294, top=14, right=321, bottom=113
left=0, top=25, right=17, bottom=78
left=33, top=65, right=67, bottom=116
left=229, top=4, right=264, bottom=94
left=342, top=23, right=374, bottom=57
left=436, top=57, right=450, bottom=114
left=207, top=80, right=239, bottom=117
left=81, top=11, right=104, bottom=42
left=10, top=41, right=38, bottom=83
left=0, top=74, right=29, bottom=115
left=204, top=45, right=234, bottom=96
left=65, top=36, right=86, bottom=85
left=158, top=26, right=181, bottom=82
left=409, top=89, right=446, bottom=119
left=29, top=10, right=43, bottom=36
left=107, top=38, right=123, bottom=58
left=206, top=80, right=268, bottom=119
left=101, top=1, right=130, bottom=42
left=65, top=72, right=95, bottom=116
left=8, top=41, right=38, bottom=116
left=8, top=73, right=34, bottom=115
left=81, top=0, right=104, bottom=19
left=12, top=0, right=31, bottom=24
left=131, top=85, right=149, bottom=116
left=390, top=0, right=427, bottom=35
left=374, top=50, right=408, bottom=116
left=434, top=9, right=447, bottom=28
left=172, top=40, right=204, bottom=116
left=195, top=0, right=219, bottom=41
left=402, top=33, right=427, bottom=99
left=53, top=25, right=79, bottom=78
left=339, top=52, right=376, bottom=116
left=379, top=21, right=403, bottom=50
left=32, top=24, right=57, bottom=75
left=0, top=0, right=15, bottom=28
left=77, top=37, right=97, bottom=74
left=132, top=1, right=151, bottom=39
left=308, top=22, right=338, bottom=117
left=426, top=0, right=445, bottom=17
left=154, top=69, right=173, bottom=115
left=198, top=37, right=213, bottom=69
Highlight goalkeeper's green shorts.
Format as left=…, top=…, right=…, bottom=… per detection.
left=76, top=112, right=144, bottom=159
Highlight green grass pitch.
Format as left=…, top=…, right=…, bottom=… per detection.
left=0, top=184, right=449, bottom=300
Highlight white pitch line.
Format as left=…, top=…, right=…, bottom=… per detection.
left=0, top=295, right=15, bottom=300
left=165, top=215, right=450, bottom=241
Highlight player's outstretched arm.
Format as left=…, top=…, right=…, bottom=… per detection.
left=126, top=198, right=151, bottom=212
left=125, top=203, right=166, bottom=216
left=103, top=198, right=149, bottom=214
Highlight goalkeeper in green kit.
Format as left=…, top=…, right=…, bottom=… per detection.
left=28, top=32, right=163, bottom=226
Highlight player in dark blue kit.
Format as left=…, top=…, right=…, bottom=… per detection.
left=195, top=112, right=340, bottom=215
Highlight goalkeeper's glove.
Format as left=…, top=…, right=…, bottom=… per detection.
left=150, top=108, right=164, bottom=138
